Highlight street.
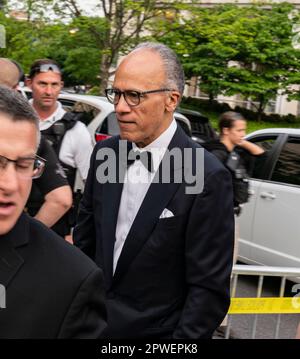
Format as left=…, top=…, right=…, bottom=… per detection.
left=228, top=275, right=300, bottom=339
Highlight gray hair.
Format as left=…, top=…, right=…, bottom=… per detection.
left=0, top=85, right=40, bottom=146
left=133, top=42, right=185, bottom=97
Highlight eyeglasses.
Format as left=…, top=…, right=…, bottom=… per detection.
left=29, top=64, right=61, bottom=78
left=0, top=154, right=46, bottom=179
left=105, top=88, right=172, bottom=107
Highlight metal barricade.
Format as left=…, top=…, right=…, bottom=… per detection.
left=225, top=264, right=300, bottom=339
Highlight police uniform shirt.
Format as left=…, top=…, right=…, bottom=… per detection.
left=29, top=100, right=93, bottom=181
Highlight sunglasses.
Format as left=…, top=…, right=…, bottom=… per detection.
left=29, top=64, right=61, bottom=78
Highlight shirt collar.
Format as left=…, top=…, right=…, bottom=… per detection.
left=29, top=99, right=66, bottom=130
left=132, top=119, right=177, bottom=172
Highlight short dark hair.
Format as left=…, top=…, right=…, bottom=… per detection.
left=0, top=85, right=40, bottom=143
left=218, top=111, right=246, bottom=134
left=28, top=59, right=62, bottom=79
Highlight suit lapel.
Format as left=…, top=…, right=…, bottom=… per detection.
left=101, top=182, right=123, bottom=287
left=112, top=127, right=188, bottom=285
left=0, top=214, right=28, bottom=288
left=100, top=138, right=129, bottom=287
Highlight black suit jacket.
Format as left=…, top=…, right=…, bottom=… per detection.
left=0, top=213, right=107, bottom=338
left=74, top=126, right=234, bottom=339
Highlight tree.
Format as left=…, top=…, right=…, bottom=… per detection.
left=0, top=0, right=7, bottom=10
left=149, top=5, right=250, bottom=102
left=150, top=3, right=300, bottom=119
left=17, top=0, right=182, bottom=93
left=223, top=3, right=300, bottom=119
left=6, top=0, right=192, bottom=93
left=0, top=9, right=107, bottom=86
left=47, top=16, right=108, bottom=86
left=0, top=11, right=50, bottom=67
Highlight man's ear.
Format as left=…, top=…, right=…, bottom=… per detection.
left=165, top=91, right=180, bottom=112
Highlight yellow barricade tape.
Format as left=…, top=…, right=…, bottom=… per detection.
left=228, top=297, right=300, bottom=314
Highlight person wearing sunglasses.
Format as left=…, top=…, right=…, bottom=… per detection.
left=26, top=59, right=93, bottom=238
left=0, top=85, right=106, bottom=338
left=0, top=58, right=73, bottom=238
left=74, top=42, right=234, bottom=339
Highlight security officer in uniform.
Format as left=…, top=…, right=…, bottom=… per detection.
left=26, top=59, right=93, bottom=238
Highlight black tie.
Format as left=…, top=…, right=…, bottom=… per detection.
left=127, top=148, right=154, bottom=173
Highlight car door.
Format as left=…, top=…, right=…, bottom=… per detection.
left=250, top=135, right=300, bottom=267
left=238, top=134, right=280, bottom=264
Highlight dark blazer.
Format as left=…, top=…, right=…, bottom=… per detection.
left=74, top=126, right=234, bottom=339
left=0, top=213, right=107, bottom=338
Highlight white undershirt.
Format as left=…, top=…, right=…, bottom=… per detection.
left=113, top=119, right=177, bottom=273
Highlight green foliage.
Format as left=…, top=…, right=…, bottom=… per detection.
left=0, top=11, right=49, bottom=69
left=2, top=0, right=300, bottom=107
left=49, top=16, right=108, bottom=86
left=87, top=85, right=101, bottom=95
left=0, top=10, right=106, bottom=86
left=149, top=2, right=300, bottom=117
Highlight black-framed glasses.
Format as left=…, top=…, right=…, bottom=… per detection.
left=0, top=154, right=46, bottom=179
left=29, top=64, right=61, bottom=78
left=105, top=88, right=172, bottom=107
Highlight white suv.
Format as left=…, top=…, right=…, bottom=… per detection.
left=238, top=128, right=300, bottom=268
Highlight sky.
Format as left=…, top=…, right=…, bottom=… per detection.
left=8, top=0, right=103, bottom=20
left=77, top=0, right=102, bottom=16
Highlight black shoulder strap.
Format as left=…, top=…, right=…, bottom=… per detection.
left=42, top=111, right=81, bottom=155
left=60, top=111, right=82, bottom=131
left=225, top=150, right=240, bottom=172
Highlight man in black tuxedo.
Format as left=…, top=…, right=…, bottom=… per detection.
left=0, top=85, right=106, bottom=338
left=74, top=42, right=234, bottom=339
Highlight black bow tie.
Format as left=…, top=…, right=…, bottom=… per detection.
left=127, top=148, right=154, bottom=173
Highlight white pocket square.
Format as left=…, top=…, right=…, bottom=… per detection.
left=159, top=208, right=174, bottom=219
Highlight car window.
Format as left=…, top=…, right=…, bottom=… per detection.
left=191, top=120, right=218, bottom=142
left=107, top=112, right=120, bottom=135
left=249, top=135, right=278, bottom=179
left=271, top=136, right=300, bottom=186
left=175, top=118, right=191, bottom=137
left=59, top=99, right=100, bottom=126
left=59, top=98, right=76, bottom=111
left=251, top=137, right=277, bottom=152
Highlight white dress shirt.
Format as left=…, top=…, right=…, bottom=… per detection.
left=30, top=100, right=93, bottom=181
left=113, top=119, right=177, bottom=273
